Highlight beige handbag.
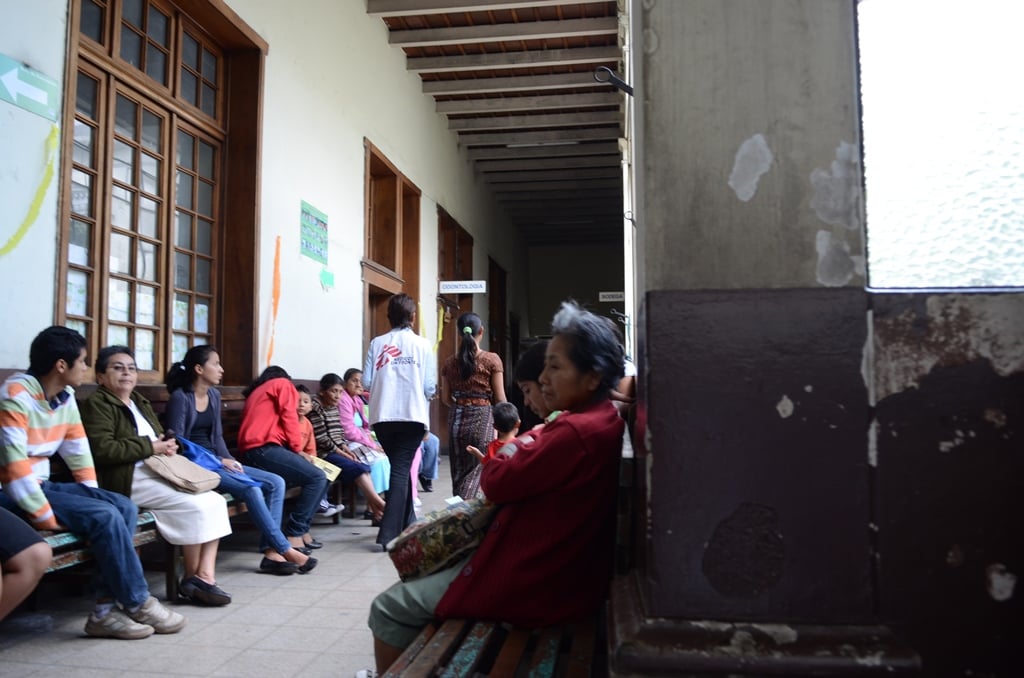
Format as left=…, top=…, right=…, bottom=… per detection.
left=144, top=453, right=220, bottom=493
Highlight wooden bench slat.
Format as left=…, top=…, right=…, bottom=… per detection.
left=440, top=621, right=498, bottom=678
left=408, top=619, right=473, bottom=676
left=564, top=622, right=596, bottom=678
left=490, top=627, right=532, bottom=676
left=525, top=626, right=564, bottom=678
left=384, top=623, right=440, bottom=677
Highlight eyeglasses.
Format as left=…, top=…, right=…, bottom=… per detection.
left=108, top=363, right=138, bottom=373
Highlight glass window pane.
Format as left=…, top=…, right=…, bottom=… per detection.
left=200, top=83, right=216, bottom=117
left=76, top=73, right=97, bottom=118
left=73, top=120, right=95, bottom=167
left=115, top=96, right=137, bottom=139
left=141, top=153, right=160, bottom=195
left=197, top=181, right=213, bottom=217
left=135, top=329, right=155, bottom=371
left=202, top=49, right=217, bottom=83
left=137, top=241, right=157, bottom=281
left=180, top=69, right=197, bottom=106
left=146, top=45, right=167, bottom=85
left=173, top=333, right=189, bottom=359
left=112, top=140, right=135, bottom=184
left=173, top=296, right=190, bottom=330
left=177, top=130, right=194, bottom=170
left=176, top=210, right=193, bottom=249
left=136, top=285, right=157, bottom=325
left=196, top=258, right=211, bottom=294
left=109, top=233, right=131, bottom=274
left=194, top=299, right=210, bottom=333
left=80, top=0, right=104, bottom=43
left=110, top=186, right=134, bottom=230
left=66, top=269, right=89, bottom=316
left=176, top=170, right=193, bottom=208
left=66, top=318, right=88, bottom=337
left=139, top=197, right=158, bottom=238
left=147, top=6, right=168, bottom=44
left=122, top=0, right=143, bottom=28
left=120, top=26, right=142, bottom=68
left=108, top=278, right=130, bottom=322
left=196, top=219, right=212, bottom=255
left=175, top=252, right=192, bottom=288
left=71, top=169, right=93, bottom=217
left=141, top=110, right=161, bottom=152
left=107, top=324, right=129, bottom=347
left=182, top=33, right=199, bottom=69
left=198, top=141, right=214, bottom=179
left=69, top=219, right=91, bottom=266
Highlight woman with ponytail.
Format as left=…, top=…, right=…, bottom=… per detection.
left=165, top=346, right=316, bottom=576
left=440, top=312, right=506, bottom=497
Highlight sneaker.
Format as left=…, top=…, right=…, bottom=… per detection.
left=419, top=475, right=434, bottom=492
left=355, top=669, right=378, bottom=678
left=180, top=576, right=232, bottom=606
left=125, top=596, right=187, bottom=634
left=414, top=497, right=423, bottom=508
left=84, top=609, right=154, bottom=640
left=317, top=499, right=341, bottom=517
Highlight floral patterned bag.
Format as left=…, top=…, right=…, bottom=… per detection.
left=385, top=497, right=497, bottom=581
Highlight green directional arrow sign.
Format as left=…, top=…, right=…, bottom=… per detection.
left=0, top=53, right=60, bottom=122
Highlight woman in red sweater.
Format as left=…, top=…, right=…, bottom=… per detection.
left=236, top=366, right=327, bottom=558
left=365, top=301, right=626, bottom=672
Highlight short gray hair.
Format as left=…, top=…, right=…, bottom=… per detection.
left=549, top=301, right=625, bottom=395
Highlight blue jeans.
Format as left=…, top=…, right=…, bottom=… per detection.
left=244, top=445, right=326, bottom=537
left=420, top=432, right=440, bottom=480
left=216, top=465, right=291, bottom=554
left=0, top=482, right=150, bottom=608
left=373, top=422, right=425, bottom=547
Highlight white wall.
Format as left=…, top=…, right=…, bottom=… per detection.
left=0, top=0, right=68, bottom=367
left=225, top=0, right=528, bottom=378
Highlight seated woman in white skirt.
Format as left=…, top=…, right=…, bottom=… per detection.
left=80, top=346, right=232, bottom=606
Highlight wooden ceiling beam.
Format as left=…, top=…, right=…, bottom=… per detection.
left=423, top=72, right=609, bottom=95
left=477, top=155, right=618, bottom=171
left=389, top=17, right=617, bottom=47
left=450, top=110, right=620, bottom=131
left=408, top=46, right=620, bottom=73
left=466, top=140, right=620, bottom=160
left=437, top=91, right=620, bottom=114
left=458, top=126, right=619, bottom=146
left=368, top=0, right=580, bottom=17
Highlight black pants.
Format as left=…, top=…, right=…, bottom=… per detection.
left=372, top=421, right=426, bottom=547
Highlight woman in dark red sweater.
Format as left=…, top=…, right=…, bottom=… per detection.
left=365, top=301, right=626, bottom=672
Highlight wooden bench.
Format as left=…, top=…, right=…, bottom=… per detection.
left=386, top=616, right=602, bottom=677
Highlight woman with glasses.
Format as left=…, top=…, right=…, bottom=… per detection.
left=80, top=346, right=233, bottom=605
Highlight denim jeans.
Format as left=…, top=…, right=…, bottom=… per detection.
left=372, top=421, right=425, bottom=547
left=420, top=432, right=440, bottom=480
left=0, top=482, right=150, bottom=608
left=216, top=465, right=291, bottom=554
left=244, top=445, right=326, bottom=537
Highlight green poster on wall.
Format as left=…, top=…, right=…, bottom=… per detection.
left=300, top=200, right=328, bottom=264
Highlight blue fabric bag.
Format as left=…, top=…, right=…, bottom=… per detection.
left=176, top=437, right=260, bottom=488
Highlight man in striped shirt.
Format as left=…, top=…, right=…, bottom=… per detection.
left=0, top=326, right=186, bottom=640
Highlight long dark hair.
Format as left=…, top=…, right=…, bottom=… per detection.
left=455, top=312, right=482, bottom=381
left=166, top=344, right=218, bottom=393
left=242, top=365, right=291, bottom=398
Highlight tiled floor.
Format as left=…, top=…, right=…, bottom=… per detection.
left=0, top=463, right=454, bottom=677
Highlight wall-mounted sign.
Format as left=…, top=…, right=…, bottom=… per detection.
left=0, top=53, right=59, bottom=121
left=599, top=291, right=625, bottom=302
left=439, top=280, right=487, bottom=294
left=300, top=200, right=327, bottom=264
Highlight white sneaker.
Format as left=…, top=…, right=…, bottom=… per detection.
left=317, top=499, right=341, bottom=517
left=84, top=609, right=154, bottom=640
left=354, top=670, right=377, bottom=678
left=125, top=596, right=186, bottom=634
left=414, top=497, right=423, bottom=508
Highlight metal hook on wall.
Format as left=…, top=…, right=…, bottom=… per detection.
left=594, top=66, right=634, bottom=96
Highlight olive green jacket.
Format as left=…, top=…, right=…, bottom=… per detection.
left=79, top=386, right=164, bottom=497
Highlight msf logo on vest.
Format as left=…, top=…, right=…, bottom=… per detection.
left=375, top=344, right=402, bottom=370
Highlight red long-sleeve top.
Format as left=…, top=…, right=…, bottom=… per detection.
left=236, top=378, right=303, bottom=455
left=435, top=399, right=624, bottom=627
